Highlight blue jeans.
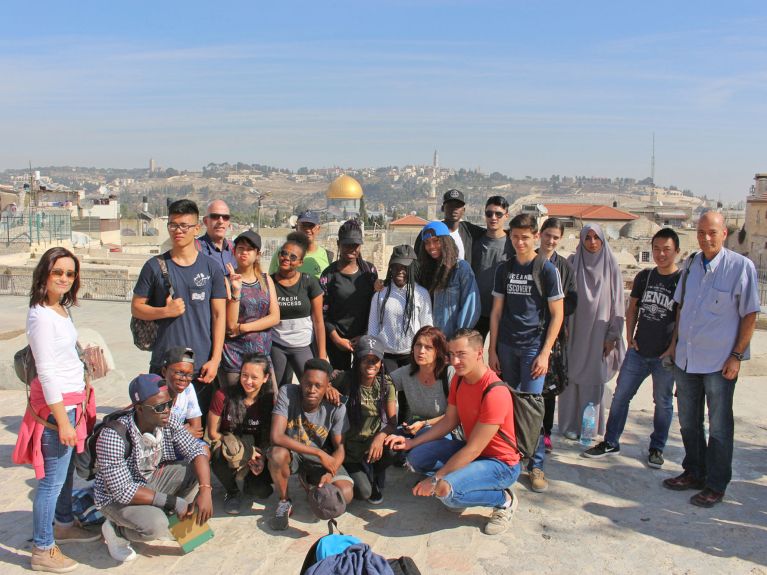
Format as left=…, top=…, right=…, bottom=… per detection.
left=33, top=411, right=76, bottom=549
left=497, top=341, right=546, bottom=471
left=674, top=367, right=735, bottom=493
left=604, top=348, right=674, bottom=451
left=407, top=439, right=520, bottom=508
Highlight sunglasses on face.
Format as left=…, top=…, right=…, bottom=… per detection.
left=143, top=400, right=173, bottom=414
left=50, top=269, right=77, bottom=279
left=207, top=213, right=230, bottom=221
left=278, top=250, right=300, bottom=262
left=485, top=210, right=506, bottom=219
left=167, top=223, right=196, bottom=232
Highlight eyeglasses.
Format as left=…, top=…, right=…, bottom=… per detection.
left=278, top=249, right=299, bottom=262
left=171, top=370, right=194, bottom=380
left=485, top=210, right=506, bottom=219
left=50, top=269, right=77, bottom=279
left=143, top=400, right=173, bottom=414
left=167, top=223, right=197, bottom=232
left=207, top=213, right=231, bottom=221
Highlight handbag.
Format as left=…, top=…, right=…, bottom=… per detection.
left=543, top=337, right=569, bottom=397
left=130, top=255, right=174, bottom=350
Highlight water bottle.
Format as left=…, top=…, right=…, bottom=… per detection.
left=580, top=402, right=597, bottom=446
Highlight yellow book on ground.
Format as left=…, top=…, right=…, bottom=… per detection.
left=168, top=512, right=214, bottom=554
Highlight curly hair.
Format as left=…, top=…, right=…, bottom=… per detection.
left=283, top=230, right=310, bottom=258
left=417, top=235, right=459, bottom=294
left=29, top=247, right=80, bottom=308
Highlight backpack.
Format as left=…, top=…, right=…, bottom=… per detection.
left=130, top=254, right=174, bottom=351
left=74, top=409, right=133, bottom=481
left=71, top=487, right=105, bottom=526
left=455, top=377, right=545, bottom=460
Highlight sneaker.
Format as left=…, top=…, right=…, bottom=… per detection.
left=271, top=499, right=293, bottom=531
left=31, top=545, right=79, bottom=573
left=54, top=522, right=101, bottom=543
left=544, top=434, right=553, bottom=453
left=483, top=488, right=518, bottom=535
left=563, top=430, right=579, bottom=441
left=648, top=448, right=664, bottom=469
left=368, top=485, right=384, bottom=505
left=101, top=520, right=137, bottom=563
left=529, top=468, right=549, bottom=493
left=583, top=441, right=620, bottom=458
left=224, top=492, right=241, bottom=515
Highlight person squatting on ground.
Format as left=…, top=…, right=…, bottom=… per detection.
left=326, top=336, right=398, bottom=504
left=662, top=211, right=760, bottom=507
left=94, top=374, right=212, bottom=564
left=320, top=219, right=378, bottom=371
left=14, top=247, right=100, bottom=573
left=367, top=244, right=433, bottom=374
left=267, top=359, right=353, bottom=531
left=162, top=346, right=204, bottom=440
left=488, top=214, right=564, bottom=493
left=386, top=329, right=521, bottom=536
left=207, top=353, right=274, bottom=515
left=584, top=228, right=681, bottom=468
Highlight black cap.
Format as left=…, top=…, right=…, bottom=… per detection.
left=338, top=226, right=363, bottom=246
left=355, top=335, right=385, bottom=360
left=162, top=346, right=195, bottom=367
left=234, top=230, right=262, bottom=250
left=297, top=210, right=321, bottom=226
left=308, top=483, right=347, bottom=520
left=389, top=244, right=416, bottom=267
left=442, top=189, right=465, bottom=205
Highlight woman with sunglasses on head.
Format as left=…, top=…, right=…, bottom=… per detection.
left=270, top=231, right=326, bottom=387
left=207, top=353, right=274, bottom=515
left=416, top=221, right=481, bottom=338
left=13, top=247, right=99, bottom=573
left=222, top=230, right=279, bottom=391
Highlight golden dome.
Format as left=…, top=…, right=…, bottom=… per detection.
left=327, top=174, right=363, bottom=200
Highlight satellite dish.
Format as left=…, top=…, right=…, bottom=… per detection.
left=288, top=215, right=298, bottom=228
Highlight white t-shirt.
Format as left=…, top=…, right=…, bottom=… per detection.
left=450, top=229, right=465, bottom=260
left=171, top=385, right=202, bottom=421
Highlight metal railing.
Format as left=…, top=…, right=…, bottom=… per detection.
left=1, top=210, right=72, bottom=247
left=758, top=268, right=767, bottom=306
left=0, top=274, right=134, bottom=302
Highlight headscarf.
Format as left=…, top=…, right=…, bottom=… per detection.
left=567, top=223, right=626, bottom=385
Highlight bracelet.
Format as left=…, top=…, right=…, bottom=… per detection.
left=198, top=484, right=213, bottom=490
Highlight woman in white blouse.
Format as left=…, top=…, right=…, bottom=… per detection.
left=16, top=247, right=99, bottom=572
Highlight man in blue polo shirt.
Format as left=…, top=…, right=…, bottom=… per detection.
left=196, top=199, right=236, bottom=276
left=662, top=210, right=760, bottom=507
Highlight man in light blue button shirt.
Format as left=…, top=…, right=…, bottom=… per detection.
left=662, top=211, right=760, bottom=508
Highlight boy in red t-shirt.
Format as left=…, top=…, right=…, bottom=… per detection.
left=386, top=329, right=521, bottom=535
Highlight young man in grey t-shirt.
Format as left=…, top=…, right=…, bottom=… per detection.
left=267, top=359, right=353, bottom=530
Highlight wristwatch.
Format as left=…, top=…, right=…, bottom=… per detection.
left=730, top=351, right=744, bottom=361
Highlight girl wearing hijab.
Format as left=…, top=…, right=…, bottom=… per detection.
left=558, top=224, right=626, bottom=439
left=416, top=221, right=480, bottom=338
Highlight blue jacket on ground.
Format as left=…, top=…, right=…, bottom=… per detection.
left=432, top=259, right=480, bottom=338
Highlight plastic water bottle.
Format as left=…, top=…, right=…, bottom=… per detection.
left=580, top=402, right=597, bottom=446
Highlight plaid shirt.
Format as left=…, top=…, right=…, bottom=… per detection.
left=93, top=410, right=206, bottom=508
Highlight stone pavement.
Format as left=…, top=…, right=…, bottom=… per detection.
left=0, top=296, right=765, bottom=574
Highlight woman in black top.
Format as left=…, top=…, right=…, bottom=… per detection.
left=208, top=353, right=274, bottom=514
left=320, top=220, right=378, bottom=371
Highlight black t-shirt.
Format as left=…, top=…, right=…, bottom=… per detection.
left=209, top=389, right=273, bottom=447
left=320, top=261, right=378, bottom=339
left=630, top=268, right=682, bottom=358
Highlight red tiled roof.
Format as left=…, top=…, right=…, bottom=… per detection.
left=543, top=204, right=638, bottom=221
left=389, top=214, right=428, bottom=226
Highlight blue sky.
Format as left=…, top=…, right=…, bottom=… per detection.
left=2, top=1, right=765, bottom=201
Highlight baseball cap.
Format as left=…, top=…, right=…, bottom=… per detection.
left=297, top=210, right=321, bottom=226
left=421, top=221, right=450, bottom=240
left=128, top=373, right=165, bottom=404
left=308, top=483, right=347, bottom=520
left=355, top=335, right=385, bottom=361
left=442, top=189, right=465, bottom=205
left=234, top=230, right=262, bottom=250
left=389, top=244, right=417, bottom=267
left=338, top=220, right=363, bottom=246
left=162, top=346, right=194, bottom=367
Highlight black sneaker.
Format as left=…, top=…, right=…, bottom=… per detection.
left=368, top=485, right=384, bottom=505
left=583, top=441, right=620, bottom=458
left=648, top=448, right=664, bottom=469
left=271, top=499, right=293, bottom=531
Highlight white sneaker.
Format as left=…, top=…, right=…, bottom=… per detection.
left=101, top=520, right=137, bottom=562
left=483, top=488, right=519, bottom=535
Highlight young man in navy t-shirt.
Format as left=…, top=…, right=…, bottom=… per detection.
left=132, top=199, right=227, bottom=420
left=488, top=213, right=564, bottom=493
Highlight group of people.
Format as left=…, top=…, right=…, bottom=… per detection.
left=13, top=192, right=760, bottom=573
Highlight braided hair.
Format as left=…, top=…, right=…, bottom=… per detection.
left=417, top=235, right=459, bottom=294
left=378, top=259, right=417, bottom=333
left=337, top=219, right=373, bottom=274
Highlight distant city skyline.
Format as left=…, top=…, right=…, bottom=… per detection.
left=2, top=1, right=766, bottom=201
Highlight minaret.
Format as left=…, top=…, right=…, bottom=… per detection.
left=427, top=149, right=439, bottom=220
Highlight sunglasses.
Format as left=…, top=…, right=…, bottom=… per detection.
left=50, top=269, right=77, bottom=279
left=143, top=400, right=173, bottom=414
left=485, top=210, right=506, bottom=219
left=208, top=213, right=231, bottom=221
left=278, top=249, right=300, bottom=262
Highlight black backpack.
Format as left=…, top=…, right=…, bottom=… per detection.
left=74, top=409, right=133, bottom=481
